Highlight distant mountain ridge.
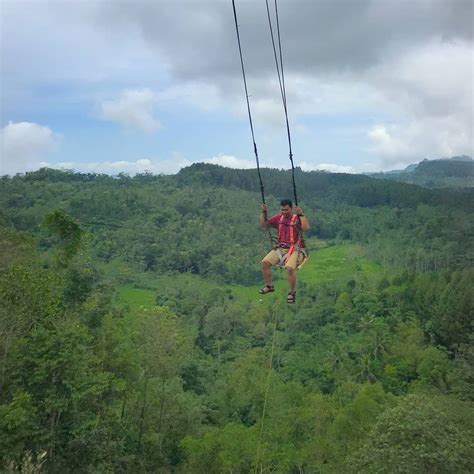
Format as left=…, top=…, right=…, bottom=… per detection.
left=175, top=162, right=473, bottom=214
left=370, top=156, right=473, bottom=188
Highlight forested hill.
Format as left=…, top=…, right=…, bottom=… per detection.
left=1, top=166, right=473, bottom=278
left=177, top=162, right=473, bottom=210
left=369, top=156, right=474, bottom=188
left=1, top=167, right=473, bottom=472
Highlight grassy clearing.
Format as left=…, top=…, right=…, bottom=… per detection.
left=300, top=242, right=383, bottom=285
left=116, top=241, right=384, bottom=310
left=116, top=285, right=158, bottom=312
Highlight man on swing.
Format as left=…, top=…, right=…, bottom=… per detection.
left=259, top=199, right=310, bottom=304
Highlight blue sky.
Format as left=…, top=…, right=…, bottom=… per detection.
left=1, top=0, right=472, bottom=176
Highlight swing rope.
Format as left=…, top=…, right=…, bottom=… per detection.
left=232, top=0, right=274, bottom=247
left=230, top=3, right=302, bottom=470
left=231, top=0, right=266, bottom=207
left=265, top=0, right=307, bottom=258
left=265, top=0, right=298, bottom=206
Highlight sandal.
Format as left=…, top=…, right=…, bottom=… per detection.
left=258, top=285, right=275, bottom=295
left=287, top=291, right=296, bottom=304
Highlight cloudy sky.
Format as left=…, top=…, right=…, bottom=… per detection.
left=1, top=0, right=473, bottom=176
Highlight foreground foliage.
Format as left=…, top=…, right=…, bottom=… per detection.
left=0, top=168, right=473, bottom=472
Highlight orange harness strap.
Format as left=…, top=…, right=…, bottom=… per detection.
left=278, top=214, right=299, bottom=262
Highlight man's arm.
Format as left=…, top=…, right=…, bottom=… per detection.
left=295, top=207, right=310, bottom=231
left=260, top=204, right=269, bottom=228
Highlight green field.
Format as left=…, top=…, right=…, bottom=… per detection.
left=116, top=242, right=384, bottom=310
left=300, top=241, right=383, bottom=285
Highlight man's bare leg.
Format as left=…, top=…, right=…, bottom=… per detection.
left=286, top=267, right=296, bottom=293
left=262, top=261, right=273, bottom=287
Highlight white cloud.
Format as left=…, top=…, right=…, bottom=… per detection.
left=0, top=122, right=61, bottom=175
left=100, top=89, right=161, bottom=132
left=370, top=39, right=473, bottom=119
left=203, top=154, right=255, bottom=169
left=156, top=82, right=223, bottom=111
left=51, top=156, right=193, bottom=175
left=368, top=125, right=408, bottom=161
left=366, top=39, right=473, bottom=169
left=368, top=116, right=473, bottom=170
left=300, top=161, right=355, bottom=173
left=2, top=2, right=472, bottom=174
left=46, top=153, right=256, bottom=176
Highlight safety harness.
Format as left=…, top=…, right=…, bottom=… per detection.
left=274, top=214, right=308, bottom=268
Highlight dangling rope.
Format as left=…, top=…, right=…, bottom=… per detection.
left=265, top=0, right=298, bottom=206
left=254, top=303, right=279, bottom=473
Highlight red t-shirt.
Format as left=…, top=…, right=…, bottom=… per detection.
left=268, top=213, right=301, bottom=245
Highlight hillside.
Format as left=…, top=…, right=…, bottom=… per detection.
left=177, top=162, right=473, bottom=210
left=1, top=166, right=473, bottom=278
left=370, top=156, right=474, bottom=188
left=1, top=167, right=473, bottom=472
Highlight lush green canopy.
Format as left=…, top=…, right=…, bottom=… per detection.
left=1, top=167, right=472, bottom=472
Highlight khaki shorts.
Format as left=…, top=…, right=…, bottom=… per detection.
left=262, top=247, right=305, bottom=270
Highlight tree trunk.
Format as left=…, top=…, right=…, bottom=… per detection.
left=138, top=370, right=148, bottom=451
left=158, top=377, right=167, bottom=455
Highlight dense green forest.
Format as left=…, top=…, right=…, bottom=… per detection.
left=1, top=166, right=473, bottom=473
